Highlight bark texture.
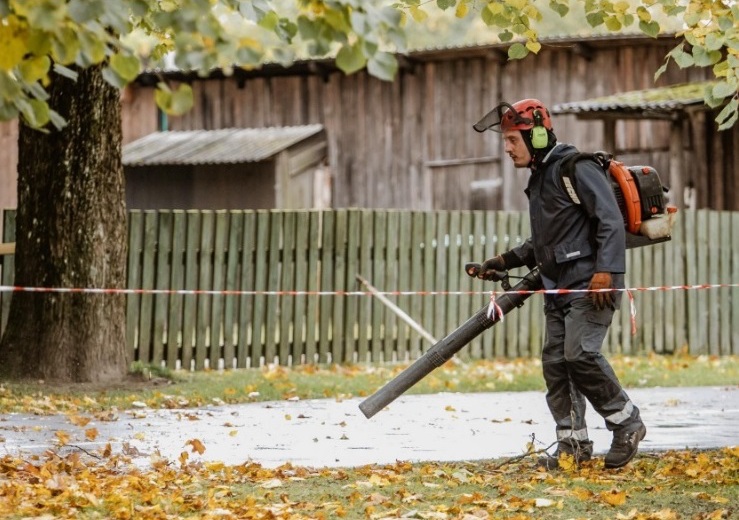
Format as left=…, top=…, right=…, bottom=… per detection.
left=0, top=65, right=128, bottom=382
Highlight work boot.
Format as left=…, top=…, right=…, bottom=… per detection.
left=604, top=422, right=647, bottom=469
left=537, top=440, right=593, bottom=470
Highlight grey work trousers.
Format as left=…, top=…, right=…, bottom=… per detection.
left=541, top=296, right=642, bottom=445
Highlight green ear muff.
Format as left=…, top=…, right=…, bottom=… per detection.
left=531, top=110, right=548, bottom=149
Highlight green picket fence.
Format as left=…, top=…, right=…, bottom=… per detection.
left=1, top=209, right=737, bottom=369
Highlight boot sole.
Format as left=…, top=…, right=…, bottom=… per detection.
left=604, top=424, right=647, bottom=469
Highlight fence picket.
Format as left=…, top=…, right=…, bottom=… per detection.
left=166, top=211, right=186, bottom=369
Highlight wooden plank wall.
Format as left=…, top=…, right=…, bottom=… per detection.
left=1, top=208, right=737, bottom=370
left=156, top=38, right=717, bottom=211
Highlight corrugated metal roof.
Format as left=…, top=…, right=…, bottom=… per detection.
left=552, top=82, right=714, bottom=116
left=123, top=124, right=324, bottom=166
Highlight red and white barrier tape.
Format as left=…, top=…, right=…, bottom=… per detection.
left=0, top=283, right=736, bottom=297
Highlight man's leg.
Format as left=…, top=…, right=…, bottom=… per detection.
left=563, top=297, right=646, bottom=468
left=540, top=306, right=593, bottom=467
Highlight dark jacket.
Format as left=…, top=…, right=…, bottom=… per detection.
left=508, top=143, right=626, bottom=307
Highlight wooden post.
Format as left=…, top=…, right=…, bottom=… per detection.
left=0, top=242, right=15, bottom=255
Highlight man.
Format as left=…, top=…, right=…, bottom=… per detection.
left=471, top=99, right=646, bottom=469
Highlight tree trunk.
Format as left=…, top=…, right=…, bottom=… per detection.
left=0, top=64, right=128, bottom=383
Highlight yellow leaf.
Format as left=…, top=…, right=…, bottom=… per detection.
left=69, top=415, right=91, bottom=427
left=455, top=2, right=469, bottom=18
left=526, top=40, right=542, bottom=54
left=186, top=438, right=206, bottom=455
left=445, top=405, right=456, bottom=412
left=572, top=487, right=594, bottom=501
left=84, top=428, right=98, bottom=441
left=0, top=20, right=28, bottom=71
left=601, top=488, right=627, bottom=506
left=409, top=6, right=428, bottom=23
left=55, top=430, right=70, bottom=446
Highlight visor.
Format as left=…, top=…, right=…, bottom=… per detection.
left=472, top=102, right=536, bottom=133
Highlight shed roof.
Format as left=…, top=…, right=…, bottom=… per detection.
left=123, top=124, right=324, bottom=166
left=552, top=82, right=714, bottom=119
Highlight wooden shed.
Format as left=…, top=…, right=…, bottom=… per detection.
left=125, top=34, right=718, bottom=212
left=123, top=125, right=329, bottom=210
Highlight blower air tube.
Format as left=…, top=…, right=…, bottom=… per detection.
left=358, top=268, right=543, bottom=419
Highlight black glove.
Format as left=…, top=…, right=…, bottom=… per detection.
left=464, top=255, right=506, bottom=281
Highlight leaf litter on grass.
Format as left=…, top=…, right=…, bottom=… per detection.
left=0, top=443, right=736, bottom=519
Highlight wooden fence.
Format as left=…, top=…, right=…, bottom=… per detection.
left=1, top=209, right=738, bottom=369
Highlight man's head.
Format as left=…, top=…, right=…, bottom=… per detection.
left=473, top=99, right=556, bottom=168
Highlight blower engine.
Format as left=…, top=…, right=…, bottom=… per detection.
left=560, top=151, right=677, bottom=248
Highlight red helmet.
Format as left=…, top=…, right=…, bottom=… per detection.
left=473, top=99, right=553, bottom=133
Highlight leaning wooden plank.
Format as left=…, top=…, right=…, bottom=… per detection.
left=356, top=275, right=437, bottom=346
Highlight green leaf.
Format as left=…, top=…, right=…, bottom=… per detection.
left=18, top=55, right=51, bottom=84
left=692, top=46, right=722, bottom=67
left=101, top=66, right=127, bottom=89
left=716, top=97, right=738, bottom=130
left=586, top=12, right=604, bottom=27
left=336, top=42, right=367, bottom=75
left=549, top=0, right=569, bottom=17
left=110, top=53, right=141, bottom=82
left=639, top=20, right=660, bottom=38
left=168, top=84, right=194, bottom=116
left=605, top=15, right=622, bottom=31
left=713, top=80, right=737, bottom=99
left=671, top=47, right=694, bottom=68
left=508, top=43, right=529, bottom=60
left=68, top=0, right=105, bottom=23
left=16, top=98, right=50, bottom=128
left=499, top=30, right=514, bottom=42
left=436, top=0, right=455, bottom=9
left=704, top=32, right=725, bottom=52
left=367, top=51, right=397, bottom=81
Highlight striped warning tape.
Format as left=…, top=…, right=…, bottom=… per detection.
left=0, top=283, right=736, bottom=297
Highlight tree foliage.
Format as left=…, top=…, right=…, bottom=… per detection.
left=0, top=0, right=737, bottom=129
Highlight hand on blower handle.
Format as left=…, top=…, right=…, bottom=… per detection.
left=588, top=271, right=615, bottom=310
left=464, top=255, right=507, bottom=282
